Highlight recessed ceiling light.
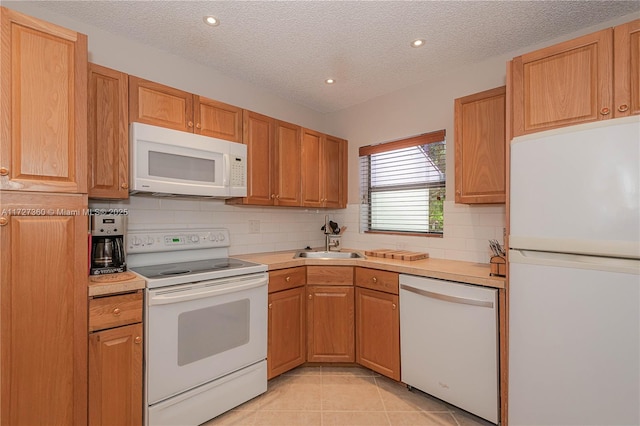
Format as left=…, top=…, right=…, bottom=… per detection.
left=325, top=78, right=335, bottom=84
left=203, top=16, right=220, bottom=26
left=410, top=39, right=426, bottom=48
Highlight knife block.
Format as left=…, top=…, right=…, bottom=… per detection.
left=490, top=255, right=506, bottom=277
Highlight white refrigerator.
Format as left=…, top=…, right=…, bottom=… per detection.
left=508, top=116, right=640, bottom=426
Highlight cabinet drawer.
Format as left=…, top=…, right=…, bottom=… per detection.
left=355, top=268, right=399, bottom=294
left=307, top=266, right=353, bottom=285
left=269, top=267, right=306, bottom=293
left=89, top=292, right=143, bottom=332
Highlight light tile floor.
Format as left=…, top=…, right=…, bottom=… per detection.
left=202, top=366, right=495, bottom=426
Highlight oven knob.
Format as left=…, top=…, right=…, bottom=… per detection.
left=218, top=233, right=225, bottom=242
left=131, top=236, right=142, bottom=246
left=190, top=235, right=199, bottom=243
left=146, top=237, right=154, bottom=245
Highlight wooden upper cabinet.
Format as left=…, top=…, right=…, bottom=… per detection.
left=324, top=135, right=348, bottom=208
left=129, top=76, right=242, bottom=141
left=454, top=86, right=506, bottom=204
left=129, top=76, right=194, bottom=132
left=234, top=110, right=276, bottom=205
left=88, top=63, right=129, bottom=199
left=301, top=128, right=324, bottom=207
left=511, top=28, right=613, bottom=136
left=196, top=96, right=242, bottom=142
left=301, top=130, right=348, bottom=208
left=0, top=7, right=87, bottom=193
left=273, top=120, right=302, bottom=206
left=614, top=19, right=640, bottom=117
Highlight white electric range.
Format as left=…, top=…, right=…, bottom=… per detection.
left=128, top=228, right=268, bottom=426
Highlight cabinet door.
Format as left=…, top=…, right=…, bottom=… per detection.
left=268, top=287, right=306, bottom=379
left=356, top=288, right=400, bottom=380
left=307, top=286, right=354, bottom=362
left=273, top=120, right=302, bottom=206
left=614, top=19, right=640, bottom=117
left=512, top=28, right=613, bottom=136
left=454, top=86, right=506, bottom=204
left=0, top=192, right=88, bottom=425
left=241, top=110, right=275, bottom=205
left=301, top=128, right=324, bottom=207
left=128, top=76, right=194, bottom=132
left=195, top=96, right=242, bottom=142
left=89, top=323, right=143, bottom=426
left=88, top=63, right=129, bottom=199
left=323, top=135, right=347, bottom=208
left=0, top=7, right=87, bottom=193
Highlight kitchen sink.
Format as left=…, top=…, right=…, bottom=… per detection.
left=293, top=251, right=365, bottom=259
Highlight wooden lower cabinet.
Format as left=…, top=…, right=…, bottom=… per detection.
left=0, top=192, right=88, bottom=425
left=306, top=285, right=355, bottom=362
left=268, top=286, right=306, bottom=379
left=88, top=291, right=143, bottom=426
left=355, top=287, right=400, bottom=380
left=89, top=323, right=143, bottom=426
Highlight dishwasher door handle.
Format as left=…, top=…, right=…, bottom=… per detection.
left=400, top=284, right=494, bottom=308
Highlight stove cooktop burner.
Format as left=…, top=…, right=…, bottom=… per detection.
left=131, top=258, right=261, bottom=281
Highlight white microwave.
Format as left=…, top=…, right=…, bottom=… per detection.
left=130, top=122, right=247, bottom=198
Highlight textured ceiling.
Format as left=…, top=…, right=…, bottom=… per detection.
left=26, top=1, right=640, bottom=113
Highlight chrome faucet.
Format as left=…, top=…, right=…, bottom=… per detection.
left=324, top=215, right=331, bottom=251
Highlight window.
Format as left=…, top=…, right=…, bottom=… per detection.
left=359, top=130, right=446, bottom=236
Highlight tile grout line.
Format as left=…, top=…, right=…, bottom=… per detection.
left=373, top=376, right=393, bottom=426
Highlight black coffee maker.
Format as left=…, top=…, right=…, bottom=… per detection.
left=90, top=214, right=127, bottom=275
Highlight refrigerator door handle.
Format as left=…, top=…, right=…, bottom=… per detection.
left=400, top=284, right=494, bottom=308
left=509, top=249, right=639, bottom=275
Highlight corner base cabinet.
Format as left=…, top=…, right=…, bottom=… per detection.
left=306, top=266, right=355, bottom=363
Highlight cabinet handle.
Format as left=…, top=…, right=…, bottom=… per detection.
left=271, top=194, right=276, bottom=199
left=196, top=123, right=202, bottom=129
left=0, top=167, right=8, bottom=176
left=268, top=303, right=273, bottom=309
left=455, top=190, right=461, bottom=195
left=188, top=121, right=194, bottom=128
left=276, top=195, right=280, bottom=199
left=0, top=217, right=7, bottom=226
left=600, top=107, right=610, bottom=116
left=372, top=277, right=377, bottom=283
left=134, top=336, right=142, bottom=344
left=308, top=294, right=312, bottom=300
left=392, top=303, right=397, bottom=310
left=285, top=276, right=291, bottom=282
left=112, top=308, right=121, bottom=316
left=121, top=182, right=129, bottom=189
left=618, top=104, right=629, bottom=113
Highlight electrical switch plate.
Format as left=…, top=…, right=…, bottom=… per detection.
left=249, top=220, right=260, bottom=234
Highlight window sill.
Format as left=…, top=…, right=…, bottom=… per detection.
left=364, top=230, right=443, bottom=238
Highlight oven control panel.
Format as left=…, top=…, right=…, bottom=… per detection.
left=127, top=228, right=230, bottom=253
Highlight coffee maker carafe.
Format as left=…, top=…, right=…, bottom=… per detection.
left=90, top=214, right=127, bottom=275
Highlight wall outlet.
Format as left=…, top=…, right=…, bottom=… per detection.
left=249, top=220, right=260, bottom=234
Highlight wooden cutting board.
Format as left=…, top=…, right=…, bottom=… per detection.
left=365, top=249, right=429, bottom=261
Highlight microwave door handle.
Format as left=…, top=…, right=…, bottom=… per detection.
left=223, top=154, right=230, bottom=187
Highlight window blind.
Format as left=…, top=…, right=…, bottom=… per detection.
left=359, top=130, right=446, bottom=235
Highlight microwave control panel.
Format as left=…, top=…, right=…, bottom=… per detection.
left=230, top=156, right=246, bottom=187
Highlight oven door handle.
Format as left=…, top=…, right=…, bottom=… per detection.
left=148, top=277, right=267, bottom=306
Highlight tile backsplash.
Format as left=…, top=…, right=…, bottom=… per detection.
left=92, top=197, right=504, bottom=263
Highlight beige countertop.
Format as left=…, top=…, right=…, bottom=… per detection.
left=234, top=250, right=505, bottom=289
left=88, top=271, right=146, bottom=297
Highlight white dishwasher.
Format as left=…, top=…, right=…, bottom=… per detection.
left=400, top=274, right=499, bottom=424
